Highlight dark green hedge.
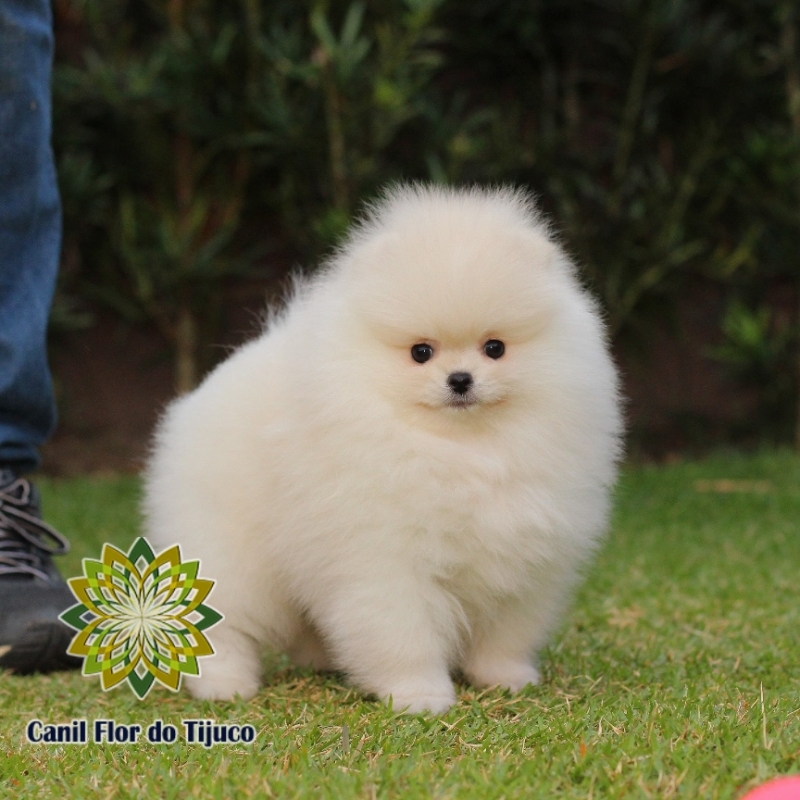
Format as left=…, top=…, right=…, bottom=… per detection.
left=52, top=0, right=800, bottom=439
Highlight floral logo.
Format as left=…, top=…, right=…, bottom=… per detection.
left=60, top=538, right=222, bottom=699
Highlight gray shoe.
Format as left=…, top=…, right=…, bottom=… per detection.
left=0, top=469, right=81, bottom=673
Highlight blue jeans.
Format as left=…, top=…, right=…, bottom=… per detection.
left=0, top=0, right=60, bottom=474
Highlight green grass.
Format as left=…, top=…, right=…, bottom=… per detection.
left=2, top=451, right=799, bottom=798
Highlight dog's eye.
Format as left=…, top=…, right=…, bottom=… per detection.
left=410, top=343, right=434, bottom=364
left=483, top=339, right=505, bottom=359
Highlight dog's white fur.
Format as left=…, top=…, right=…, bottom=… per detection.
left=143, top=185, right=622, bottom=714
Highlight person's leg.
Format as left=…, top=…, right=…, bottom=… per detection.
left=0, top=0, right=79, bottom=674
left=0, top=0, right=60, bottom=474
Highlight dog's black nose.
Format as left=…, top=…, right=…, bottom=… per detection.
left=447, top=371, right=473, bottom=395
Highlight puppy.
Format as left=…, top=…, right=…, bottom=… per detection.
left=144, top=184, right=622, bottom=713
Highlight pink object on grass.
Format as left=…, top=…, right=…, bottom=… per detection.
left=741, top=777, right=800, bottom=800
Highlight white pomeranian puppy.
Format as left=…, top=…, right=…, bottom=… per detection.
left=143, top=184, right=622, bottom=714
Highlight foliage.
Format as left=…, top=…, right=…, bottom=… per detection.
left=710, top=301, right=798, bottom=441
left=52, top=0, right=800, bottom=430
left=54, top=0, right=274, bottom=391
left=3, top=451, right=800, bottom=796
left=246, top=0, right=447, bottom=249
left=436, top=0, right=800, bottom=335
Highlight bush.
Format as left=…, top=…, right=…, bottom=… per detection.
left=53, top=0, right=800, bottom=439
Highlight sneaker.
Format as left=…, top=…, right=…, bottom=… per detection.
left=0, top=468, right=81, bottom=673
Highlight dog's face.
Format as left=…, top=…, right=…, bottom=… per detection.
left=392, top=330, right=518, bottom=416
left=335, top=188, right=569, bottom=425
left=406, top=336, right=508, bottom=411
left=375, top=301, right=552, bottom=421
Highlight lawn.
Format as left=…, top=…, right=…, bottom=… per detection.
left=1, top=451, right=799, bottom=798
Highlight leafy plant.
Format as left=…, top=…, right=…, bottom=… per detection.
left=55, top=0, right=271, bottom=391
left=710, top=301, right=797, bottom=441
left=52, top=0, right=800, bottom=441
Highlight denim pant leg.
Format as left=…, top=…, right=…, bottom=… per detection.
left=0, top=0, right=60, bottom=474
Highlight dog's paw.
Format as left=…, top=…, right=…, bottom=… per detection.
left=186, top=665, right=261, bottom=702
left=465, top=658, right=540, bottom=693
left=186, top=678, right=261, bottom=700
left=383, top=683, right=456, bottom=715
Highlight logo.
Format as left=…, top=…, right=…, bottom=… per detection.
left=60, top=538, right=222, bottom=699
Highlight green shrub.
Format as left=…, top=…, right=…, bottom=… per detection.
left=53, top=0, right=800, bottom=438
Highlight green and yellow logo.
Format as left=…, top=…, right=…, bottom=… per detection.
left=60, top=538, right=222, bottom=699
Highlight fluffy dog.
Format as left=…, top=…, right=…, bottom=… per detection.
left=144, top=185, right=622, bottom=713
